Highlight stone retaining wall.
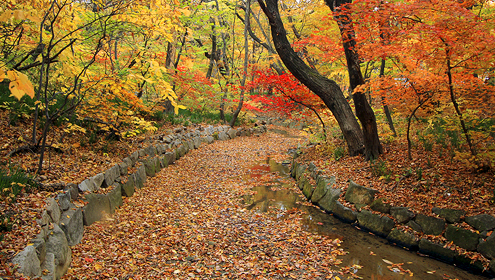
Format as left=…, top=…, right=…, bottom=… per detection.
left=12, top=124, right=267, bottom=279
left=291, top=160, right=495, bottom=277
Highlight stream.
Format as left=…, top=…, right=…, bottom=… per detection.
left=242, top=158, right=489, bottom=280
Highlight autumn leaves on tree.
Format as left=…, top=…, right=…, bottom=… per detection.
left=1, top=0, right=495, bottom=170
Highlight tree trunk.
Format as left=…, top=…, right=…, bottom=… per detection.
left=230, top=0, right=250, bottom=127
left=258, top=0, right=364, bottom=155
left=379, top=58, right=397, bottom=137
left=325, top=0, right=382, bottom=160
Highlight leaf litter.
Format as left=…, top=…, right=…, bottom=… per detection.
left=64, top=128, right=349, bottom=279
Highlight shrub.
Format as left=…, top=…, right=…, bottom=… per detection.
left=0, top=163, right=38, bottom=203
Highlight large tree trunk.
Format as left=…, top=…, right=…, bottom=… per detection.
left=325, top=0, right=382, bottom=159
left=258, top=0, right=364, bottom=155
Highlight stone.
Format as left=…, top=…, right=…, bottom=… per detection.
left=56, top=192, right=71, bottom=212
left=432, top=207, right=465, bottom=223
left=46, top=197, right=61, bottom=225
left=104, top=165, right=121, bottom=187
left=138, top=148, right=146, bottom=157
left=370, top=198, right=391, bottom=214
left=357, top=210, right=395, bottom=237
left=166, top=151, right=175, bottom=165
left=310, top=176, right=336, bottom=204
left=186, top=140, right=194, bottom=151
left=206, top=135, right=214, bottom=144
left=118, top=162, right=128, bottom=176
left=490, top=260, right=495, bottom=275
left=465, top=214, right=495, bottom=232
left=144, top=145, right=157, bottom=157
left=82, top=193, right=111, bottom=226
left=414, top=214, right=445, bottom=235
left=12, top=245, right=41, bottom=278
left=444, top=225, right=479, bottom=251
left=454, top=254, right=485, bottom=274
left=307, top=162, right=318, bottom=179
left=64, top=183, right=79, bottom=201
left=156, top=144, right=166, bottom=154
left=318, top=188, right=341, bottom=212
left=122, top=157, right=133, bottom=168
left=344, top=180, right=378, bottom=205
left=406, top=220, right=423, bottom=232
left=297, top=174, right=309, bottom=190
left=478, top=233, right=495, bottom=259
left=92, top=173, right=106, bottom=189
left=107, top=184, right=123, bottom=212
left=144, top=157, right=156, bottom=177
left=78, top=178, right=95, bottom=193
left=331, top=201, right=357, bottom=223
left=419, top=239, right=455, bottom=263
left=130, top=151, right=139, bottom=165
left=193, top=137, right=202, bottom=149
left=134, top=165, right=146, bottom=189
left=290, top=161, right=299, bottom=178
left=30, top=237, right=46, bottom=264
left=227, top=128, right=237, bottom=139
left=121, top=177, right=135, bottom=197
left=45, top=224, right=71, bottom=279
left=205, top=125, right=214, bottom=135
left=390, top=207, right=415, bottom=224
left=159, top=155, right=169, bottom=168
left=175, top=145, right=186, bottom=159
left=387, top=228, right=419, bottom=249
left=218, top=131, right=229, bottom=140
left=37, top=210, right=51, bottom=238
left=153, top=157, right=161, bottom=174
left=59, top=208, right=84, bottom=246
left=41, top=253, right=55, bottom=280
left=302, top=179, right=315, bottom=199
left=295, top=164, right=307, bottom=180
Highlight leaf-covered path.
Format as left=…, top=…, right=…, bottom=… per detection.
left=64, top=130, right=347, bottom=279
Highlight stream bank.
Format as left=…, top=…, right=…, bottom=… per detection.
left=243, top=158, right=491, bottom=279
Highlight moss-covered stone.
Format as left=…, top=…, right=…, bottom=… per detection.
left=390, top=207, right=415, bottom=224
left=310, top=176, right=335, bottom=204
left=387, top=228, right=419, bottom=249
left=445, top=225, right=479, bottom=251
left=418, top=239, right=455, bottom=263
left=331, top=201, right=357, bottom=223
left=357, top=210, right=395, bottom=237
left=344, top=180, right=378, bottom=205
left=414, top=214, right=445, bottom=235
left=370, top=198, right=391, bottom=214
left=432, top=207, right=465, bottom=223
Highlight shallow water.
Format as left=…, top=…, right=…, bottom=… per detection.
left=243, top=159, right=490, bottom=280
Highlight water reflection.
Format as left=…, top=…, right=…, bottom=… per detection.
left=242, top=159, right=489, bottom=280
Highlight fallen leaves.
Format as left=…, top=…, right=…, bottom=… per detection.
left=64, top=129, right=349, bottom=279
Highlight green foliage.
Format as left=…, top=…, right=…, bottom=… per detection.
left=0, top=163, right=38, bottom=204
left=404, top=168, right=413, bottom=177
left=370, top=159, right=391, bottom=181
left=163, top=109, right=244, bottom=126
left=0, top=81, right=36, bottom=125
left=333, top=146, right=346, bottom=161
left=416, top=167, right=423, bottom=181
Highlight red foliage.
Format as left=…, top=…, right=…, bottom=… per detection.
left=245, top=68, right=325, bottom=119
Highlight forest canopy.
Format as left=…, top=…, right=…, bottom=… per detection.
left=0, top=0, right=494, bottom=171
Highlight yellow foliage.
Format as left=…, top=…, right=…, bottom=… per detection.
left=0, top=69, right=35, bottom=100
left=63, top=123, right=87, bottom=134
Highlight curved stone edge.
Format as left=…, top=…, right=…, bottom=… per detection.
left=11, top=124, right=267, bottom=279
left=290, top=158, right=495, bottom=277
